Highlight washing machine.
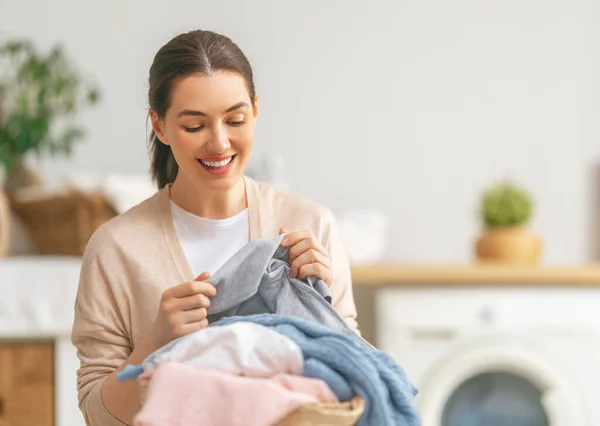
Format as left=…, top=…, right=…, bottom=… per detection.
left=375, top=287, right=600, bottom=426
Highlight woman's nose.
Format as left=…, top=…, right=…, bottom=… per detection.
left=206, top=125, right=231, bottom=154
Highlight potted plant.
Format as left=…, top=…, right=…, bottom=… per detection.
left=0, top=40, right=100, bottom=195
left=474, top=181, right=542, bottom=264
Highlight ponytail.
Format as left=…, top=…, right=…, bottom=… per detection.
left=149, top=130, right=178, bottom=189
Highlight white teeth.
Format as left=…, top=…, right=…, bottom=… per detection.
left=198, top=156, right=233, bottom=168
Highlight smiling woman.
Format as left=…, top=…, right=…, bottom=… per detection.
left=70, top=29, right=360, bottom=426
left=147, top=33, right=258, bottom=216
left=152, top=73, right=255, bottom=202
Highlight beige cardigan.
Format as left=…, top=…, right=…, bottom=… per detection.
left=71, top=176, right=359, bottom=426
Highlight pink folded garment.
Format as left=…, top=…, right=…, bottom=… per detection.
left=134, top=362, right=338, bottom=426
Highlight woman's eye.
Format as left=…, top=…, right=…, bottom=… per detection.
left=228, top=120, right=245, bottom=127
left=185, top=125, right=204, bottom=133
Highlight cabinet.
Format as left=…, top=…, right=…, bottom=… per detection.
left=0, top=257, right=89, bottom=426
left=0, top=342, right=54, bottom=426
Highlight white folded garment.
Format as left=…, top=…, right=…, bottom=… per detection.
left=152, top=322, right=304, bottom=377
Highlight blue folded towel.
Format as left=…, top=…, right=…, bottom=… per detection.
left=217, top=314, right=421, bottom=426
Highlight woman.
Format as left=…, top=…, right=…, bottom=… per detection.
left=71, top=29, right=359, bottom=426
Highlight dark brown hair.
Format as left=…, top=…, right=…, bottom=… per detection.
left=148, top=30, right=256, bottom=188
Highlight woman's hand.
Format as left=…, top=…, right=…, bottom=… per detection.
left=101, top=273, right=216, bottom=425
left=280, top=228, right=333, bottom=286
left=148, top=272, right=217, bottom=348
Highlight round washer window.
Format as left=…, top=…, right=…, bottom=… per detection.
left=442, top=372, right=549, bottom=426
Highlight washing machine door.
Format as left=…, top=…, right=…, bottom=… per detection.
left=417, top=336, right=588, bottom=426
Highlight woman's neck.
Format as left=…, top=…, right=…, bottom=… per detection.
left=169, top=176, right=247, bottom=219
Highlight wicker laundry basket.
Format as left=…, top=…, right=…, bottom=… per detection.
left=10, top=189, right=117, bottom=255
left=138, top=373, right=365, bottom=426
left=274, top=397, right=365, bottom=426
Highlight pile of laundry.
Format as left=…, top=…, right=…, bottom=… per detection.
left=117, top=236, right=421, bottom=426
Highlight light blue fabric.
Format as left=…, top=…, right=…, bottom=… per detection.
left=216, top=314, right=421, bottom=426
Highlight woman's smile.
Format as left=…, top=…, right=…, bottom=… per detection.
left=196, top=154, right=236, bottom=175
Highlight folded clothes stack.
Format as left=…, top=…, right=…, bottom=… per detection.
left=117, top=236, right=421, bottom=426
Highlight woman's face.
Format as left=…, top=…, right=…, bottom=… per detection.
left=152, top=71, right=258, bottom=193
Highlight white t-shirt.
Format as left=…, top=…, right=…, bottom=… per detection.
left=170, top=200, right=250, bottom=277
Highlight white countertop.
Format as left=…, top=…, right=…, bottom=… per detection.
left=0, top=256, right=82, bottom=338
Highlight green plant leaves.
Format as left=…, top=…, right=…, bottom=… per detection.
left=49, top=126, right=85, bottom=155
left=480, top=182, right=533, bottom=228
left=0, top=39, right=100, bottom=171
left=0, top=128, right=15, bottom=170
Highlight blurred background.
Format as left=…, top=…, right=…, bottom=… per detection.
left=1, top=0, right=600, bottom=425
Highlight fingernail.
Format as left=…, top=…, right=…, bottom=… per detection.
left=281, top=237, right=288, bottom=246
left=290, top=271, right=297, bottom=278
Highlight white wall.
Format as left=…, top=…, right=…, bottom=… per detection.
left=1, top=0, right=599, bottom=264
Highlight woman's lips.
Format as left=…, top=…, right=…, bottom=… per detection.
left=196, top=154, right=236, bottom=175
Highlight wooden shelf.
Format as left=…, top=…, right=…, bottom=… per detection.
left=0, top=342, right=54, bottom=426
left=351, top=264, right=600, bottom=286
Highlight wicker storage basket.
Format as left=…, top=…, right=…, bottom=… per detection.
left=138, top=372, right=365, bottom=426
left=10, top=190, right=117, bottom=255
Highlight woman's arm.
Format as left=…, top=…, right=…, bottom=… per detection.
left=99, top=330, right=162, bottom=425
left=71, top=240, right=141, bottom=426
left=72, top=242, right=216, bottom=426
left=322, top=208, right=360, bottom=332
left=72, top=311, right=152, bottom=426
left=98, top=275, right=216, bottom=424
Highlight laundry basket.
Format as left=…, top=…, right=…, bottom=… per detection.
left=138, top=372, right=365, bottom=425
left=274, top=397, right=365, bottom=426
left=9, top=189, right=117, bottom=255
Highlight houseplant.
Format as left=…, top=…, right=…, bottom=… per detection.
left=474, top=181, right=542, bottom=264
left=0, top=40, right=100, bottom=195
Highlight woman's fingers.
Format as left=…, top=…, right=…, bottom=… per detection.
left=279, top=229, right=333, bottom=285
left=167, top=276, right=216, bottom=299
left=290, top=248, right=331, bottom=279
left=181, top=319, right=209, bottom=335
left=195, top=271, right=211, bottom=282
left=177, top=293, right=211, bottom=311
left=280, top=230, right=312, bottom=248
left=296, top=262, right=333, bottom=286
left=287, top=235, right=329, bottom=264
left=181, top=307, right=208, bottom=324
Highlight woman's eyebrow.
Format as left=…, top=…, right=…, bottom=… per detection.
left=224, top=101, right=249, bottom=113
left=177, top=109, right=206, bottom=118
left=176, top=101, right=249, bottom=118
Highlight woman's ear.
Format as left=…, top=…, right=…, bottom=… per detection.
left=150, top=110, right=169, bottom=145
left=252, top=94, right=259, bottom=120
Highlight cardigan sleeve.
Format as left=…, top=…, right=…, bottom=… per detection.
left=71, top=230, right=132, bottom=426
left=322, top=208, right=360, bottom=334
